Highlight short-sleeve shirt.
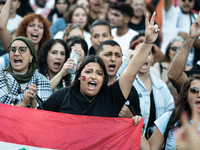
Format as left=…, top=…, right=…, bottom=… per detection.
left=42, top=80, right=126, bottom=117
left=155, top=111, right=200, bottom=150
left=126, top=85, right=141, bottom=116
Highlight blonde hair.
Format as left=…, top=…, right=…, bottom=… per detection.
left=63, top=25, right=83, bottom=41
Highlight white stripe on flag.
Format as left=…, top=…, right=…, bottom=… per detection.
left=0, top=141, right=57, bottom=150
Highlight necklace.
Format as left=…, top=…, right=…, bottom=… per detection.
left=141, top=75, right=150, bottom=83
left=141, top=75, right=152, bottom=92
left=82, top=94, right=97, bottom=103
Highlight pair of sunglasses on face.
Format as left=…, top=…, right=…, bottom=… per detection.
left=8, top=46, right=28, bottom=54
left=182, top=0, right=193, bottom=2
left=170, top=46, right=181, bottom=51
left=189, top=87, right=200, bottom=94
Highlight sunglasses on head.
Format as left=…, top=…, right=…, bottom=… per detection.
left=182, top=0, right=193, bottom=2
left=189, top=87, right=199, bottom=94
left=170, top=46, right=181, bottom=51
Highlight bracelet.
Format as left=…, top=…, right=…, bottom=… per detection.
left=141, top=128, right=145, bottom=138
left=141, top=132, right=145, bottom=138
left=143, top=41, right=154, bottom=44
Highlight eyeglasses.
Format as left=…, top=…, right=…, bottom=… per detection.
left=182, top=0, right=193, bottom=2
left=170, top=46, right=181, bottom=51
left=9, top=46, right=28, bottom=54
left=189, top=87, right=199, bottom=94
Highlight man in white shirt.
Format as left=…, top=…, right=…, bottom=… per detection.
left=7, top=0, right=22, bottom=34
left=109, top=2, right=138, bottom=56
left=0, top=0, right=22, bottom=68
left=162, top=0, right=200, bottom=66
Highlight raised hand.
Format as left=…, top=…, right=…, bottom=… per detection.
left=189, top=12, right=200, bottom=39
left=176, top=107, right=200, bottom=150
left=61, top=58, right=76, bottom=76
left=145, top=12, right=159, bottom=44
left=71, top=44, right=85, bottom=63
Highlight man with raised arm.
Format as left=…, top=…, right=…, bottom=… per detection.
left=168, top=12, right=200, bottom=91
left=162, top=0, right=200, bottom=67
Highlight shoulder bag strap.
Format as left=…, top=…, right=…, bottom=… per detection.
left=3, top=71, right=16, bottom=105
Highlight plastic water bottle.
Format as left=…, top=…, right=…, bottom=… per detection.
left=67, top=48, right=79, bottom=74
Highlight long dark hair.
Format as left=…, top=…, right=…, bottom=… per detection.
left=71, top=55, right=108, bottom=94
left=164, top=74, right=200, bottom=142
left=66, top=36, right=88, bottom=56
left=38, top=39, right=71, bottom=85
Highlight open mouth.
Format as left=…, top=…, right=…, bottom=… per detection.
left=14, top=58, right=22, bottom=65
left=108, top=64, right=116, bottom=71
left=88, top=81, right=97, bottom=90
left=94, top=3, right=100, bottom=7
left=54, top=62, right=61, bottom=69
left=31, top=33, right=39, bottom=40
left=78, top=22, right=84, bottom=25
left=183, top=5, right=190, bottom=9
left=136, top=9, right=143, bottom=13
left=141, top=62, right=148, bottom=70
left=196, top=101, right=200, bottom=105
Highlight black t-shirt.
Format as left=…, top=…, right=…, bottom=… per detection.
left=128, top=17, right=145, bottom=33
left=145, top=90, right=156, bottom=139
left=17, top=1, right=34, bottom=17
left=185, top=63, right=200, bottom=77
left=128, top=16, right=160, bottom=47
left=126, top=86, right=141, bottom=116
left=41, top=80, right=126, bottom=117
left=88, top=46, right=96, bottom=56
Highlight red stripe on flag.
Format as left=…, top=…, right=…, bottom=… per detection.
left=0, top=104, right=144, bottom=150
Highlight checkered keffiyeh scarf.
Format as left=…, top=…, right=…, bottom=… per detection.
left=0, top=69, right=20, bottom=104
left=0, top=68, right=53, bottom=105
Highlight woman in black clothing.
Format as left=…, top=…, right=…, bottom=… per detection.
left=41, top=12, right=159, bottom=117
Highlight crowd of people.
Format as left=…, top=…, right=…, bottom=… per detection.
left=0, top=0, right=200, bottom=149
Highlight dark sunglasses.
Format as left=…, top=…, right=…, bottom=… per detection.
left=170, top=46, right=181, bottom=51
left=189, top=87, right=199, bottom=94
left=8, top=46, right=28, bottom=54
left=182, top=0, right=193, bottom=2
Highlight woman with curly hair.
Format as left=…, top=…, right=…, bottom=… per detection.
left=38, top=39, right=71, bottom=92
left=0, top=0, right=51, bottom=55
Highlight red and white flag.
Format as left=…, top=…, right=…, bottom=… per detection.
left=0, top=104, right=144, bottom=150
